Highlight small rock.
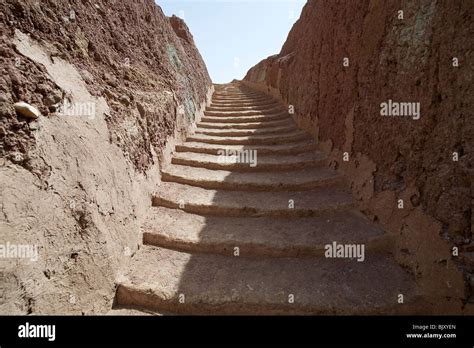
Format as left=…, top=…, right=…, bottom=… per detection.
left=119, top=95, right=130, bottom=106
left=48, top=104, right=59, bottom=113
left=10, top=152, right=24, bottom=163
left=104, top=72, right=118, bottom=87
left=13, top=102, right=40, bottom=119
left=44, top=92, right=62, bottom=106
left=36, top=83, right=52, bottom=96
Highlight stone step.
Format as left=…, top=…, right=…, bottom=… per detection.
left=197, top=118, right=294, bottom=130
left=143, top=207, right=393, bottom=257
left=186, top=129, right=309, bottom=145
left=213, top=92, right=268, bottom=98
left=213, top=92, right=264, bottom=98
left=219, top=87, right=261, bottom=91
left=114, top=83, right=421, bottom=316
left=171, top=150, right=326, bottom=171
left=161, top=164, right=345, bottom=191
left=201, top=112, right=290, bottom=124
left=116, top=246, right=420, bottom=314
left=175, top=140, right=317, bottom=156
left=204, top=106, right=284, bottom=117
left=207, top=102, right=280, bottom=112
left=212, top=96, right=271, bottom=103
left=152, top=182, right=355, bottom=217
left=211, top=100, right=277, bottom=108
left=217, top=86, right=253, bottom=91
left=194, top=123, right=298, bottom=137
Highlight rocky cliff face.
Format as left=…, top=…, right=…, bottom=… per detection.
left=244, top=0, right=473, bottom=312
left=0, top=0, right=212, bottom=314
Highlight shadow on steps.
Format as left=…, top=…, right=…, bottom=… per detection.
left=114, top=82, right=426, bottom=315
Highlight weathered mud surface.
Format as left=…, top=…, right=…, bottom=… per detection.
left=0, top=0, right=212, bottom=314
left=244, top=0, right=473, bottom=312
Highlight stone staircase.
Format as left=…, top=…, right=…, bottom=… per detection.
left=115, top=83, right=420, bottom=314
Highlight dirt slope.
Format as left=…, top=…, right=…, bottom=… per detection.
left=0, top=0, right=212, bottom=314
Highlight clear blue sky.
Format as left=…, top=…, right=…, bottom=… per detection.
left=157, top=0, right=306, bottom=83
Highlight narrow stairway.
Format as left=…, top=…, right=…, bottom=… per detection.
left=115, top=82, right=420, bottom=314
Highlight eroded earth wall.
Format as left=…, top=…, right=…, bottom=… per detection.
left=0, top=0, right=212, bottom=314
left=244, top=0, right=473, bottom=313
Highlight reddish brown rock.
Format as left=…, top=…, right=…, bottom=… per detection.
left=244, top=0, right=473, bottom=310
left=0, top=0, right=212, bottom=314
left=0, top=0, right=211, bottom=173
